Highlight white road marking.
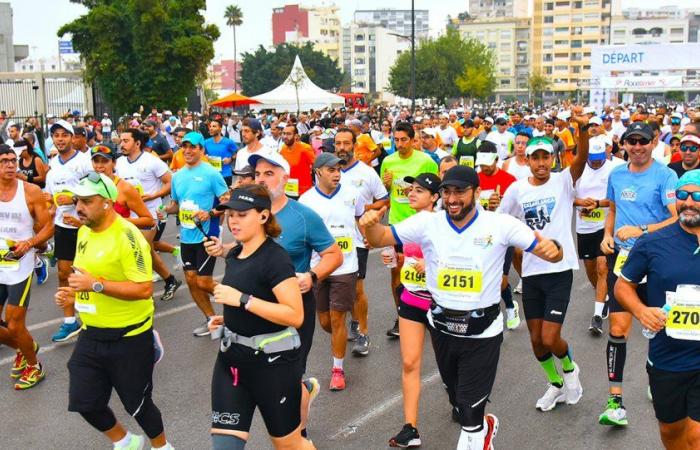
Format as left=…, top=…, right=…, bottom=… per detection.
left=328, top=370, right=442, bottom=440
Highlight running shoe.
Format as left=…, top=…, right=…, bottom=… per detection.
left=389, top=423, right=421, bottom=448
left=514, top=279, right=522, bottom=294
left=44, top=242, right=56, bottom=267
left=161, top=278, right=182, bottom=302
left=484, top=413, right=499, bottom=450
left=647, top=386, right=653, bottom=402
left=386, top=318, right=400, bottom=338
left=34, top=256, right=48, bottom=286
left=589, top=315, right=603, bottom=336
left=193, top=322, right=210, bottom=337
left=329, top=367, right=346, bottom=391
left=602, top=298, right=610, bottom=320
left=153, top=330, right=164, bottom=365
left=172, top=246, right=181, bottom=258
left=303, top=377, right=321, bottom=408
left=11, top=341, right=39, bottom=379
left=352, top=334, right=370, bottom=356
left=599, top=396, right=628, bottom=426
left=116, top=434, right=145, bottom=450
left=536, top=384, right=566, bottom=411
left=562, top=362, right=583, bottom=405
left=51, top=321, right=81, bottom=342
left=506, top=303, right=521, bottom=330
left=347, top=320, right=360, bottom=342
left=14, top=363, right=45, bottom=390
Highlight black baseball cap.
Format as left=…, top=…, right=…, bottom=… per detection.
left=90, top=145, right=116, bottom=160
left=216, top=186, right=271, bottom=212
left=439, top=166, right=480, bottom=190
left=404, top=173, right=441, bottom=195
left=495, top=117, right=508, bottom=125
left=622, top=122, right=653, bottom=141
left=233, top=165, right=254, bottom=177
left=320, top=138, right=335, bottom=153
left=73, top=126, right=87, bottom=137
left=462, top=118, right=474, bottom=128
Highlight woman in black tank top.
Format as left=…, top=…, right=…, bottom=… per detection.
left=14, top=140, right=47, bottom=189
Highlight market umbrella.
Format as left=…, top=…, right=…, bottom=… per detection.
left=210, top=92, right=260, bottom=108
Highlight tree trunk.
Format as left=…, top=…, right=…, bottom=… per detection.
left=233, top=26, right=238, bottom=92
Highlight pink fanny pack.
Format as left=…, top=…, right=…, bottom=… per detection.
left=401, top=289, right=431, bottom=311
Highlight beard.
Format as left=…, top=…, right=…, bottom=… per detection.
left=448, top=198, right=475, bottom=222
left=680, top=205, right=700, bottom=228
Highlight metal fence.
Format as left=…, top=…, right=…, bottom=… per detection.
left=0, top=72, right=92, bottom=118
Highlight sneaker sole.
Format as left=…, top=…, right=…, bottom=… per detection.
left=14, top=372, right=46, bottom=390
left=160, top=281, right=182, bottom=302
left=589, top=326, right=603, bottom=336
left=566, top=389, right=583, bottom=405
left=389, top=437, right=422, bottom=448
left=51, top=327, right=81, bottom=342
left=506, top=320, right=521, bottom=330
left=536, top=394, right=566, bottom=411
left=305, top=377, right=321, bottom=407
left=193, top=331, right=211, bottom=337
left=599, top=415, right=628, bottom=426
left=487, top=414, right=499, bottom=449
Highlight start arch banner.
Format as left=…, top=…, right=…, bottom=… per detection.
left=591, top=43, right=700, bottom=73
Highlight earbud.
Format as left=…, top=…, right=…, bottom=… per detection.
left=103, top=204, right=108, bottom=210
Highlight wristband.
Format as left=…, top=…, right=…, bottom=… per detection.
left=239, top=293, right=251, bottom=309
left=595, top=200, right=600, bottom=209
left=309, top=271, right=318, bottom=284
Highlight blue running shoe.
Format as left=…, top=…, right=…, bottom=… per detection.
left=34, top=257, right=48, bottom=286
left=51, top=322, right=81, bottom=342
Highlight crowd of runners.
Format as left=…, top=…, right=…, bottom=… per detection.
left=0, top=101, right=699, bottom=449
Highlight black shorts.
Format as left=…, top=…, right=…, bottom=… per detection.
left=211, top=352, right=301, bottom=438
left=55, top=226, right=79, bottom=262
left=153, top=220, right=167, bottom=242
left=503, top=246, right=514, bottom=276
left=522, top=270, right=573, bottom=324
left=606, top=250, right=648, bottom=314
left=429, top=329, right=503, bottom=415
left=357, top=247, right=369, bottom=279
left=0, top=275, right=32, bottom=308
left=181, top=242, right=216, bottom=276
left=68, top=330, right=155, bottom=414
left=298, top=290, right=316, bottom=375
left=577, top=229, right=604, bottom=260
left=648, top=363, right=700, bottom=423
left=398, top=300, right=429, bottom=325
left=223, top=175, right=233, bottom=188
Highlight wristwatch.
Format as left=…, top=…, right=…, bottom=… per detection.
left=239, top=293, right=251, bottom=309
left=640, top=224, right=649, bottom=234
left=309, top=271, right=318, bottom=284
left=92, top=280, right=104, bottom=293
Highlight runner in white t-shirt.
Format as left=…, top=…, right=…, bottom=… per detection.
left=360, top=165, right=563, bottom=450
left=233, top=119, right=274, bottom=173
left=334, top=128, right=389, bottom=356
left=496, top=110, right=591, bottom=413
left=485, top=118, right=515, bottom=162
left=116, top=128, right=181, bottom=301
left=299, top=153, right=365, bottom=392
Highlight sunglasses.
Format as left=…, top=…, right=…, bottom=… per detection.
left=626, top=137, right=650, bottom=146
left=671, top=120, right=681, bottom=125
left=74, top=171, right=111, bottom=202
left=91, top=145, right=113, bottom=155
left=676, top=190, right=700, bottom=202
left=680, top=144, right=699, bottom=153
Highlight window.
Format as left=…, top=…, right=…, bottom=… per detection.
left=500, top=55, right=512, bottom=63
left=583, top=26, right=598, bottom=34
left=488, top=42, right=497, bottom=49
left=571, top=52, right=582, bottom=61
left=544, top=67, right=553, bottom=74
left=554, top=65, right=568, bottom=71
left=500, top=68, right=511, bottom=76
left=554, top=40, right=569, bottom=45
left=500, top=79, right=511, bottom=86
left=584, top=13, right=599, bottom=20
left=671, top=28, right=684, bottom=35
left=354, top=68, right=365, bottom=76
left=555, top=52, right=568, bottom=58
left=355, top=34, right=365, bottom=41
left=556, top=27, right=569, bottom=33
left=517, top=54, right=528, bottom=64
left=546, top=2, right=554, bottom=10
left=584, top=0, right=598, bottom=6
left=544, top=16, right=554, bottom=24
left=543, top=41, right=554, bottom=50
left=543, top=28, right=554, bottom=36
left=555, top=1, right=570, bottom=6
left=571, top=40, right=582, bottom=48
left=355, top=57, right=365, bottom=65
left=354, top=45, right=365, bottom=53
left=572, top=14, right=584, bottom=22
left=614, top=29, right=625, bottom=36
left=573, top=1, right=582, bottom=7
left=501, top=30, right=512, bottom=39
left=476, top=31, right=486, bottom=40
left=572, top=27, right=582, bottom=35
left=500, top=42, right=510, bottom=51
left=517, top=41, right=528, bottom=51
left=583, top=39, right=597, bottom=44
left=572, top=66, right=581, bottom=73
left=543, top=54, right=553, bottom=62
left=356, top=81, right=365, bottom=88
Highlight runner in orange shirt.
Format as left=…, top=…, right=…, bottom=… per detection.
left=348, top=119, right=380, bottom=167
left=279, top=124, right=316, bottom=198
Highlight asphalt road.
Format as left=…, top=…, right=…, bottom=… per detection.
left=0, top=219, right=663, bottom=449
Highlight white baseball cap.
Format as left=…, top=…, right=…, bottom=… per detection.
left=49, top=119, right=74, bottom=135
left=248, top=150, right=290, bottom=175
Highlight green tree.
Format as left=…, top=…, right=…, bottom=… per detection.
left=665, top=90, right=685, bottom=102
left=59, top=0, right=219, bottom=114
left=240, top=42, right=343, bottom=96
left=528, top=73, right=551, bottom=103
left=388, top=28, right=496, bottom=104
left=224, top=4, right=243, bottom=92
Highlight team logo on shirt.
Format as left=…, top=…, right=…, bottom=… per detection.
left=522, top=197, right=555, bottom=231
left=473, top=235, right=494, bottom=248
left=620, top=187, right=637, bottom=201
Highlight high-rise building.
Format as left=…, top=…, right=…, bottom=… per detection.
left=532, top=0, right=622, bottom=96
left=611, top=6, right=700, bottom=45
left=468, top=0, right=528, bottom=19
left=0, top=3, right=28, bottom=72
left=455, top=17, right=531, bottom=101
left=353, top=9, right=429, bottom=39
left=271, top=4, right=341, bottom=63
left=341, top=23, right=410, bottom=101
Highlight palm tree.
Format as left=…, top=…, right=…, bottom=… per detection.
left=224, top=5, right=243, bottom=92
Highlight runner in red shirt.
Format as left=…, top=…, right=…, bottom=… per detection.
left=279, top=124, right=315, bottom=199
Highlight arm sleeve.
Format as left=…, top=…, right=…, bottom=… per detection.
left=152, top=157, right=169, bottom=178
left=121, top=227, right=153, bottom=283
left=620, top=236, right=650, bottom=283
left=391, top=211, right=429, bottom=247
left=500, top=214, right=537, bottom=251
left=370, top=170, right=389, bottom=199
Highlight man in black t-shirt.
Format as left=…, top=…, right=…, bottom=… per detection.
left=143, top=120, right=172, bottom=163
left=668, top=134, right=700, bottom=178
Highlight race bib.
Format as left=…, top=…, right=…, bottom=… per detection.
left=0, top=238, right=19, bottom=271
left=392, top=179, right=411, bottom=204
left=401, top=257, right=426, bottom=292
left=75, top=291, right=96, bottom=314
left=208, top=156, right=223, bottom=171
left=335, top=236, right=353, bottom=254
left=285, top=178, right=299, bottom=197
left=581, top=208, right=605, bottom=223
left=436, top=256, right=483, bottom=303
left=613, top=248, right=629, bottom=277
left=459, top=155, right=475, bottom=168
left=178, top=200, right=198, bottom=230
left=666, top=286, right=700, bottom=341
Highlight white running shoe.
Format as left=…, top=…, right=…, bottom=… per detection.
left=536, top=384, right=566, bottom=411
left=562, top=362, right=583, bottom=404
left=514, top=279, right=522, bottom=294
left=506, top=303, right=521, bottom=330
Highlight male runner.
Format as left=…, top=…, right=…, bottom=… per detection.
left=280, top=124, right=315, bottom=199
left=56, top=173, right=173, bottom=450
left=300, top=153, right=365, bottom=390
left=44, top=120, right=92, bottom=342
left=451, top=119, right=480, bottom=168
left=598, top=122, right=679, bottom=426
left=335, top=127, right=389, bottom=355
left=497, top=111, right=590, bottom=412
left=116, top=128, right=181, bottom=301
left=361, top=165, right=563, bottom=450
left=0, top=145, right=53, bottom=389
left=204, top=118, right=237, bottom=187
left=160, top=132, right=228, bottom=336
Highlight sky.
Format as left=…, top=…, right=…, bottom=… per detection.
left=8, top=0, right=700, bottom=60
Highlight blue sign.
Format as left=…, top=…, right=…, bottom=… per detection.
left=602, top=52, right=644, bottom=65
left=59, top=40, right=74, bottom=54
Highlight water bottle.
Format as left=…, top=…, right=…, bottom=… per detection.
left=381, top=246, right=397, bottom=268
left=642, top=304, right=672, bottom=339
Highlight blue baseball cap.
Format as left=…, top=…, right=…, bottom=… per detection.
left=677, top=169, right=700, bottom=190
left=182, top=132, right=204, bottom=146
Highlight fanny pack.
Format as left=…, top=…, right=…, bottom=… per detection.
left=220, top=326, right=300, bottom=355
left=83, top=317, right=150, bottom=342
left=428, top=303, right=500, bottom=337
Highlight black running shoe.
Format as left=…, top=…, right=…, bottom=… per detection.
left=389, top=424, right=421, bottom=448
left=161, top=278, right=182, bottom=302
left=386, top=318, right=399, bottom=338
left=589, top=315, right=603, bottom=336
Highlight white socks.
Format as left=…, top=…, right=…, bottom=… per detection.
left=64, top=316, right=76, bottom=324
left=113, top=432, right=132, bottom=449
left=333, top=357, right=344, bottom=369
left=594, top=301, right=605, bottom=317
left=456, top=420, right=487, bottom=450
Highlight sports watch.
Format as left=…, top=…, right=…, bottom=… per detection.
left=92, top=280, right=104, bottom=293
left=640, top=224, right=649, bottom=234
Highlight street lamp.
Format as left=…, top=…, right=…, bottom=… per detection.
left=388, top=0, right=416, bottom=113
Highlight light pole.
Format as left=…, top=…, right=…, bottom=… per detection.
left=411, top=0, right=415, bottom=114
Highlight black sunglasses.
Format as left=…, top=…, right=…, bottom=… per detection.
left=676, top=190, right=700, bottom=202
left=680, top=144, right=699, bottom=153
left=626, top=137, right=650, bottom=146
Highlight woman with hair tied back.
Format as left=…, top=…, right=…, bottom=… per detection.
left=204, top=184, right=314, bottom=450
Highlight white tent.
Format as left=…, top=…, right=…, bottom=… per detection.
left=250, top=56, right=345, bottom=112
